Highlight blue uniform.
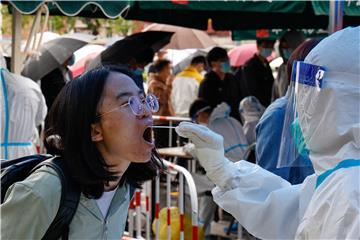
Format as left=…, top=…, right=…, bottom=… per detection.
left=255, top=96, right=314, bottom=184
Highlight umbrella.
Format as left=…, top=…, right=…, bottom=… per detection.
left=69, top=44, right=105, bottom=77
left=172, top=49, right=209, bottom=75
left=22, top=37, right=88, bottom=80
left=62, top=33, right=97, bottom=43
left=69, top=52, right=100, bottom=78
left=142, top=23, right=216, bottom=49
left=90, top=31, right=174, bottom=68
left=228, top=43, right=257, bottom=67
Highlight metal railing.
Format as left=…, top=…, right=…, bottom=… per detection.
left=127, top=159, right=198, bottom=240
left=152, top=115, right=191, bottom=147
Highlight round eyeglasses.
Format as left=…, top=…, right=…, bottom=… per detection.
left=97, top=93, right=159, bottom=118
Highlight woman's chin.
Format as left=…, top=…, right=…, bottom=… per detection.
left=133, top=153, right=152, bottom=163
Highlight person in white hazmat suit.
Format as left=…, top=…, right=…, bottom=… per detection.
left=0, top=53, right=47, bottom=160
left=176, top=26, right=360, bottom=239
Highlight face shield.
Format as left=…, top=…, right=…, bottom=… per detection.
left=277, top=60, right=326, bottom=168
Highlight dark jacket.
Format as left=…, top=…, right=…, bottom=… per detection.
left=41, top=67, right=72, bottom=110
left=198, top=71, right=242, bottom=121
left=241, top=54, right=274, bottom=107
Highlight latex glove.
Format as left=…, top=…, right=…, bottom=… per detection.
left=176, top=122, right=238, bottom=189
left=183, top=143, right=196, bottom=158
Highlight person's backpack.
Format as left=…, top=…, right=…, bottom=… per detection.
left=1, top=154, right=80, bottom=240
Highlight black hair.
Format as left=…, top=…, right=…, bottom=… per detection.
left=153, top=59, right=171, bottom=73
left=189, top=98, right=212, bottom=120
left=256, top=39, right=275, bottom=47
left=190, top=56, right=206, bottom=65
left=286, top=39, right=321, bottom=85
left=207, top=47, right=228, bottom=65
left=134, top=48, right=155, bottom=65
left=44, top=65, right=162, bottom=199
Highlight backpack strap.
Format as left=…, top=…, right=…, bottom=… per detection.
left=30, top=157, right=80, bottom=240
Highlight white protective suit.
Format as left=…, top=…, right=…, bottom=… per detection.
left=176, top=27, right=360, bottom=239
left=171, top=66, right=202, bottom=117
left=239, top=96, right=265, bottom=144
left=0, top=55, right=47, bottom=160
left=209, top=102, right=248, bottom=161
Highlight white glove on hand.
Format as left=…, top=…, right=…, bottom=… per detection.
left=183, top=143, right=196, bottom=158
left=176, top=122, right=238, bottom=189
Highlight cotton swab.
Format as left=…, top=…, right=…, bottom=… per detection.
left=151, top=126, right=177, bottom=129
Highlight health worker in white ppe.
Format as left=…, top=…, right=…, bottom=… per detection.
left=176, top=26, right=360, bottom=239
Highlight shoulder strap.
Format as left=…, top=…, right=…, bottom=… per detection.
left=30, top=157, right=80, bottom=240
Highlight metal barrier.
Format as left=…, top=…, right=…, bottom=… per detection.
left=127, top=159, right=199, bottom=240
left=152, top=115, right=191, bottom=147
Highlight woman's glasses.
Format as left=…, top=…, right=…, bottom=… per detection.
left=97, top=93, right=159, bottom=118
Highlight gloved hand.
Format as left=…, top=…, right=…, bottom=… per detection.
left=183, top=143, right=196, bottom=158
left=176, top=122, right=238, bottom=189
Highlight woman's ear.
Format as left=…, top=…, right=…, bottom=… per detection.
left=91, top=122, right=103, bottom=142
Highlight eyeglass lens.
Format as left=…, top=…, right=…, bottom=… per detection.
left=128, top=94, right=159, bottom=116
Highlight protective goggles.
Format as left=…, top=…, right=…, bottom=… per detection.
left=97, top=93, right=159, bottom=118
left=277, top=61, right=325, bottom=168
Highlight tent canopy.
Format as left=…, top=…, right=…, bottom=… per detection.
left=8, top=1, right=360, bottom=30
left=232, top=28, right=329, bottom=41
left=8, top=1, right=130, bottom=18
left=123, top=1, right=360, bottom=30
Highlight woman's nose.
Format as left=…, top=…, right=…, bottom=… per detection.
left=139, top=103, right=152, bottom=118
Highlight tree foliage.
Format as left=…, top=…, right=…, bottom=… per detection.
left=1, top=5, right=138, bottom=38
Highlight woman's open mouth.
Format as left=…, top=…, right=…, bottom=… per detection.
left=142, top=127, right=154, bottom=144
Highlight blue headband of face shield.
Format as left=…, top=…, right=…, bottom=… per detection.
left=277, top=61, right=326, bottom=168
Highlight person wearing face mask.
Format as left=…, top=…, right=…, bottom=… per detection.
left=128, top=48, right=155, bottom=91
left=256, top=39, right=319, bottom=185
left=198, top=47, right=243, bottom=122
left=241, top=39, right=275, bottom=107
left=176, top=27, right=360, bottom=239
left=272, top=30, right=305, bottom=101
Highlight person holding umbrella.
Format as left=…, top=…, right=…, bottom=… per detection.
left=22, top=37, right=89, bottom=110
left=40, top=54, right=74, bottom=109
left=89, top=31, right=173, bottom=91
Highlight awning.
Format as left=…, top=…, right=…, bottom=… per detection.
left=123, top=1, right=360, bottom=30
left=8, top=1, right=130, bottom=18
left=232, top=29, right=329, bottom=41
left=312, top=1, right=360, bottom=16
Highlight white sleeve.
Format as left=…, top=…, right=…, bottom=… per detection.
left=212, top=160, right=315, bottom=240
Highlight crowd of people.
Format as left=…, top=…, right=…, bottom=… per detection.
left=1, top=26, right=359, bottom=240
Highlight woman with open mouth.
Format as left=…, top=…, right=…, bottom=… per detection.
left=1, top=65, right=163, bottom=239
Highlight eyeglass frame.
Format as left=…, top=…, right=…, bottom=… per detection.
left=96, top=93, right=159, bottom=118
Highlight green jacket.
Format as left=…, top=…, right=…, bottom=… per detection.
left=1, top=166, right=131, bottom=239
